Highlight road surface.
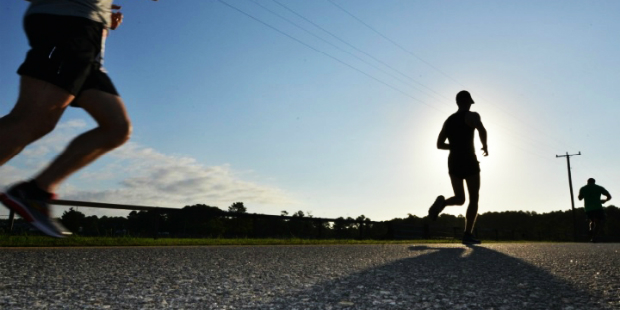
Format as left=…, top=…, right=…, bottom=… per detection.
left=1, top=243, right=618, bottom=309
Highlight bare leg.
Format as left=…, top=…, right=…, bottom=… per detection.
left=590, top=218, right=602, bottom=241
left=34, top=89, right=131, bottom=193
left=445, top=175, right=466, bottom=206
left=464, top=174, right=480, bottom=234
left=0, top=76, right=74, bottom=165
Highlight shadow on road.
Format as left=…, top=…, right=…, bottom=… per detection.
left=258, top=244, right=608, bottom=309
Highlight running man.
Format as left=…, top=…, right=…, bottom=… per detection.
left=0, top=0, right=156, bottom=237
left=428, top=90, right=488, bottom=244
left=578, top=178, right=612, bottom=243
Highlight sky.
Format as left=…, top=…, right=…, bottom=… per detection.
left=1, top=0, right=619, bottom=221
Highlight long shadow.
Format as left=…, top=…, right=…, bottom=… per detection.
left=256, top=244, right=609, bottom=309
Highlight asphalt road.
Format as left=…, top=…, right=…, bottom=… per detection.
left=1, top=243, right=619, bottom=309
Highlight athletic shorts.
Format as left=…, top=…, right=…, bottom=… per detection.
left=448, top=153, right=480, bottom=179
left=17, top=14, right=119, bottom=104
left=586, top=209, right=606, bottom=221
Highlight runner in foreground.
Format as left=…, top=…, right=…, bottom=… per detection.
left=428, top=90, right=488, bottom=244
left=0, top=0, right=156, bottom=237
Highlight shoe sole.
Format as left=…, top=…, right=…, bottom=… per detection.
left=0, top=193, right=65, bottom=238
left=428, top=197, right=444, bottom=221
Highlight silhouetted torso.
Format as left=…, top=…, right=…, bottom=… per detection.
left=444, top=111, right=475, bottom=157
left=579, top=184, right=607, bottom=212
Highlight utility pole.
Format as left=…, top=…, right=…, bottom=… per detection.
left=556, top=151, right=581, bottom=241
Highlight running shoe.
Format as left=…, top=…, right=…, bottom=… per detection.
left=428, top=195, right=445, bottom=221
left=0, top=181, right=71, bottom=238
left=462, top=232, right=481, bottom=245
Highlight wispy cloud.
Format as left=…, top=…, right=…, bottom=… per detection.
left=1, top=119, right=296, bottom=213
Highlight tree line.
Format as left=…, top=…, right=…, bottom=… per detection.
left=3, top=202, right=619, bottom=241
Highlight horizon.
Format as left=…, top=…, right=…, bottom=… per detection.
left=4, top=199, right=617, bottom=223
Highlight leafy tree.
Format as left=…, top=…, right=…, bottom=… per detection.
left=81, top=215, right=100, bottom=235
left=98, top=216, right=129, bottom=236
left=228, top=202, right=247, bottom=213
left=166, top=204, right=224, bottom=237
left=604, top=205, right=619, bottom=238
left=333, top=217, right=349, bottom=238
left=61, top=208, right=86, bottom=233
left=127, top=211, right=156, bottom=236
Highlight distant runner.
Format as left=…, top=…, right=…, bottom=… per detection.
left=578, top=178, right=611, bottom=243
left=428, top=90, right=488, bottom=244
left=0, top=0, right=156, bottom=237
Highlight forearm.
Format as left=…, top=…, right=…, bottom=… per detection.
left=437, top=129, right=449, bottom=150
left=437, top=138, right=449, bottom=150
left=479, top=127, right=488, bottom=149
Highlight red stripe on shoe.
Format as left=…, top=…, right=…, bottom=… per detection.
left=0, top=194, right=35, bottom=222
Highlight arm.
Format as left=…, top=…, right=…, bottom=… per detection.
left=602, top=189, right=612, bottom=204
left=578, top=188, right=583, bottom=201
left=437, top=125, right=449, bottom=150
left=478, top=123, right=488, bottom=156
left=466, top=112, right=488, bottom=156
left=110, top=5, right=123, bottom=30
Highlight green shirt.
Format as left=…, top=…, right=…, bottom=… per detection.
left=579, top=184, right=609, bottom=212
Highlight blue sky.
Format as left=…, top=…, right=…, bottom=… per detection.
left=1, top=0, right=619, bottom=221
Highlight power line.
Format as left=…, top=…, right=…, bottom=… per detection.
left=217, top=0, right=441, bottom=111
left=272, top=0, right=452, bottom=103
left=326, top=0, right=465, bottom=88
left=249, top=0, right=440, bottom=101
left=281, top=1, right=576, bottom=163
left=218, top=0, right=551, bottom=164
left=324, top=0, right=591, bottom=165
left=220, top=0, right=601, bottom=170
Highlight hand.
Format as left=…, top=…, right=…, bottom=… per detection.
left=481, top=146, right=488, bottom=156
left=110, top=5, right=123, bottom=30
left=601, top=199, right=608, bottom=204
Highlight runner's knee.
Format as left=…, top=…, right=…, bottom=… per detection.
left=102, top=118, right=132, bottom=148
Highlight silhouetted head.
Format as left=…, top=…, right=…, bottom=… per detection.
left=456, top=90, right=475, bottom=108
left=587, top=178, right=595, bottom=185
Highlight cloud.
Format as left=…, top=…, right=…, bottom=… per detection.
left=64, top=145, right=295, bottom=209
left=1, top=119, right=297, bottom=214
left=57, top=119, right=88, bottom=129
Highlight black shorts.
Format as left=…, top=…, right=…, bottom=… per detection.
left=448, top=153, right=480, bottom=179
left=586, top=209, right=606, bottom=221
left=17, top=14, right=119, bottom=102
